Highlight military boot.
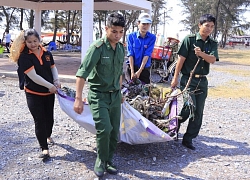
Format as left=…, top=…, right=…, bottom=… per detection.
left=94, top=158, right=105, bottom=177
left=105, top=161, right=118, bottom=175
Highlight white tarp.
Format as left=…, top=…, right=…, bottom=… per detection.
left=57, top=89, right=177, bottom=145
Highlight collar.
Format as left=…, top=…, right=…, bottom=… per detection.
left=136, top=31, right=149, bottom=38
left=196, top=32, right=210, bottom=43
left=28, top=45, right=47, bottom=54
left=103, top=36, right=122, bottom=50
left=103, top=36, right=112, bottom=50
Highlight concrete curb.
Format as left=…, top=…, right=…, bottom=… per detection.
left=0, top=71, right=76, bottom=83
left=0, top=71, right=18, bottom=79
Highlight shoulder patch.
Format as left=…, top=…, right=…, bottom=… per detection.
left=94, top=39, right=104, bottom=48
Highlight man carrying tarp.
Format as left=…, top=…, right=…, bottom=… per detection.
left=73, top=13, right=125, bottom=177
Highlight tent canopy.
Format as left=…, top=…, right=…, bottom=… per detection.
left=0, top=0, right=153, bottom=10
left=0, top=0, right=153, bottom=58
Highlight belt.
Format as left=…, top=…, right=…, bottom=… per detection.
left=108, top=90, right=115, bottom=93
left=194, top=74, right=206, bottom=78
left=92, top=89, right=118, bottom=93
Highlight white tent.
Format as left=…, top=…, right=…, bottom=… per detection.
left=0, top=0, right=152, bottom=57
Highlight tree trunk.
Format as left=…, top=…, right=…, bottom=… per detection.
left=98, top=17, right=102, bottom=39
left=29, top=10, right=34, bottom=28
left=213, top=0, right=221, bottom=39
left=67, top=11, right=71, bottom=44
left=70, top=10, right=77, bottom=43
left=2, top=6, right=16, bottom=31
left=123, top=27, right=128, bottom=44
left=20, top=8, right=24, bottom=30
left=52, top=10, right=58, bottom=42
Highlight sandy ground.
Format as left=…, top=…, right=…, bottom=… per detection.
left=0, top=50, right=250, bottom=180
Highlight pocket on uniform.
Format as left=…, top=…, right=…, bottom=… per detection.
left=100, top=57, right=112, bottom=75
left=101, top=57, right=112, bottom=66
left=133, top=43, right=141, bottom=59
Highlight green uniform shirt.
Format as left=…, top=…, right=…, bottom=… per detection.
left=76, top=36, right=125, bottom=92
left=178, top=32, right=219, bottom=76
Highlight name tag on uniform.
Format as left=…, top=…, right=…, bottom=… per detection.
left=102, top=56, right=110, bottom=59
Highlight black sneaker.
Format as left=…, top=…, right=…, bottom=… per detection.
left=105, top=161, right=118, bottom=175
left=182, top=141, right=196, bottom=150
left=94, top=158, right=105, bottom=177
left=174, top=122, right=181, bottom=141
left=38, top=153, right=50, bottom=159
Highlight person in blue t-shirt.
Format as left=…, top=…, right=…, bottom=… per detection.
left=126, top=12, right=156, bottom=84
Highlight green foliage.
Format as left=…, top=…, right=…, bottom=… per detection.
left=1, top=0, right=250, bottom=48
left=151, top=0, right=170, bottom=34
left=180, top=0, right=250, bottom=47
left=41, top=10, right=52, bottom=29
left=0, top=6, right=18, bottom=31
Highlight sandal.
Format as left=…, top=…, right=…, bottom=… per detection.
left=47, top=137, right=55, bottom=145
left=38, top=153, right=50, bottom=159
left=39, top=150, right=50, bottom=159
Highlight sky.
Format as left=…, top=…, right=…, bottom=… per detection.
left=161, top=0, right=250, bottom=41
left=159, top=0, right=188, bottom=41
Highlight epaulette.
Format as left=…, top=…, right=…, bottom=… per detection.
left=188, top=34, right=196, bottom=38
left=210, top=38, right=218, bottom=43
left=94, top=39, right=104, bottom=48
left=118, top=41, right=125, bottom=47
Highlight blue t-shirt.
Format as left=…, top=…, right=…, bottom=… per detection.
left=127, top=31, right=156, bottom=68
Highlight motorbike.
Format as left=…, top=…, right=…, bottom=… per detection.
left=150, top=37, right=180, bottom=83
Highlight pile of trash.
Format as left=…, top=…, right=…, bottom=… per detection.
left=61, top=81, right=178, bottom=134
left=121, top=79, right=178, bottom=133
left=61, top=86, right=76, bottom=98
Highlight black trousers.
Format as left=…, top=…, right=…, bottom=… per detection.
left=25, top=92, right=55, bottom=151
left=5, top=42, right=10, bottom=53
left=127, top=65, right=150, bottom=84
left=179, top=75, right=208, bottom=143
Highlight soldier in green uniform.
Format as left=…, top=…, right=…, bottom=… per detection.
left=171, top=14, right=219, bottom=150
left=73, top=13, right=125, bottom=177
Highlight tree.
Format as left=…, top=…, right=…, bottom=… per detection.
left=151, top=0, right=169, bottom=35
left=0, top=6, right=18, bottom=41
left=179, top=0, right=250, bottom=48
left=94, top=10, right=110, bottom=39
left=63, top=10, right=81, bottom=44
left=120, top=10, right=141, bottom=43
left=0, top=6, right=17, bottom=31
left=216, top=0, right=250, bottom=47
left=19, top=8, right=24, bottom=30
left=52, top=10, right=59, bottom=42
left=28, top=9, right=35, bottom=28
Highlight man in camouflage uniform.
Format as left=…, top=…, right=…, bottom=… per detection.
left=74, top=13, right=125, bottom=177
left=171, top=14, right=219, bottom=150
